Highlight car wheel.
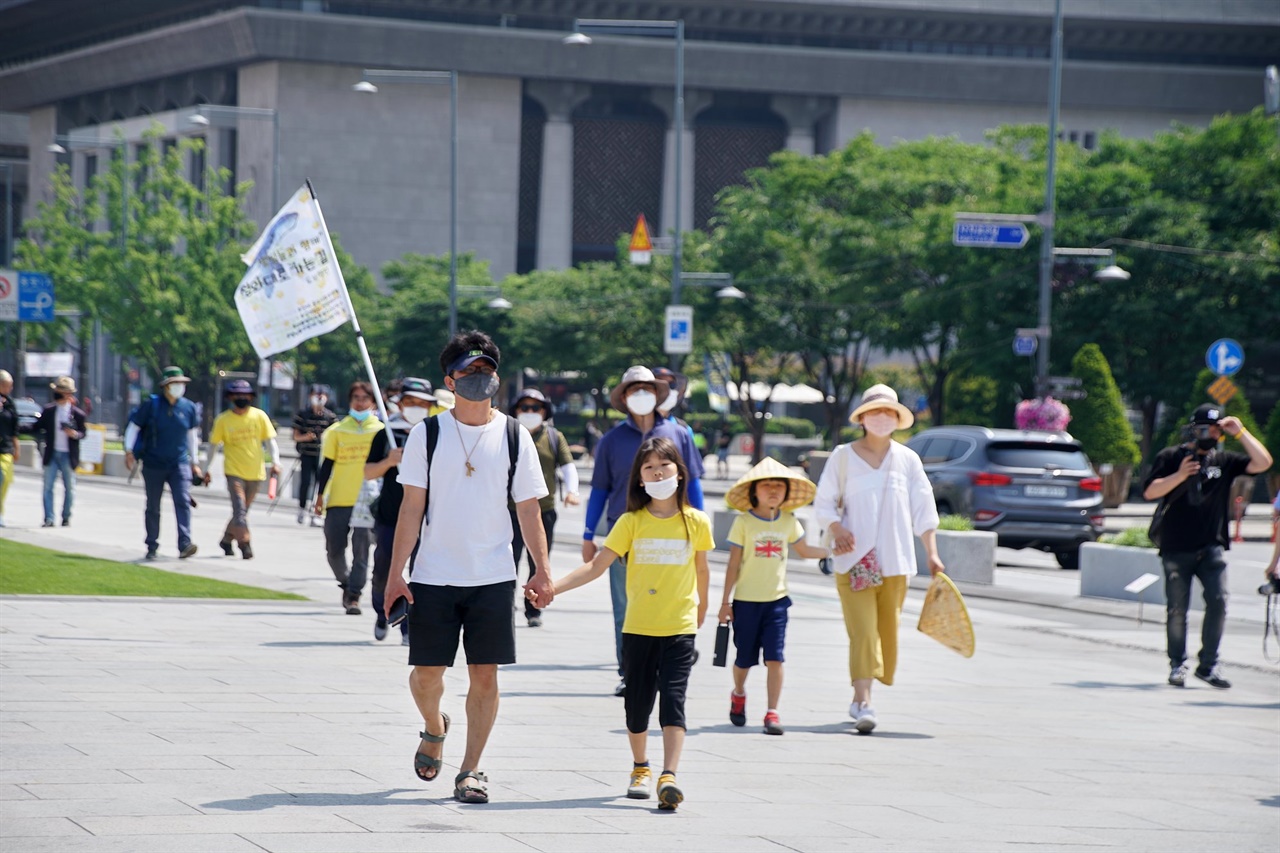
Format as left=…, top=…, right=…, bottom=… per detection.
left=1054, top=549, right=1080, bottom=571
left=936, top=501, right=953, bottom=516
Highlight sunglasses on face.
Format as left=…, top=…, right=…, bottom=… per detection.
left=518, top=405, right=542, bottom=413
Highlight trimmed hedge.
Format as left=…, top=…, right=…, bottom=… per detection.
left=1161, top=368, right=1262, bottom=456
left=1069, top=344, right=1140, bottom=467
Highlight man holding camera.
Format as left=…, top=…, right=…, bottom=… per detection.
left=35, top=376, right=87, bottom=528
left=1143, top=404, right=1272, bottom=689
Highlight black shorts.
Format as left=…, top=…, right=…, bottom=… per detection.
left=621, top=633, right=696, bottom=733
left=407, top=580, right=516, bottom=667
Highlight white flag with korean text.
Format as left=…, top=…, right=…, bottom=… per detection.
left=234, top=184, right=352, bottom=359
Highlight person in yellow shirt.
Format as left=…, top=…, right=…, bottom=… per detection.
left=547, top=436, right=711, bottom=812
left=720, top=458, right=831, bottom=736
left=314, top=381, right=382, bottom=615
left=202, top=379, right=280, bottom=560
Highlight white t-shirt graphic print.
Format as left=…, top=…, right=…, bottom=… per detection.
left=397, top=411, right=548, bottom=586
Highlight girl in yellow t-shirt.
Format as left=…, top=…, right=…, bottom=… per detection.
left=551, top=436, right=712, bottom=811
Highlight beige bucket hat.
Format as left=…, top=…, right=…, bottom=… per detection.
left=849, top=383, right=914, bottom=430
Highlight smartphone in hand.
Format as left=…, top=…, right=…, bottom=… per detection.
left=387, top=596, right=409, bottom=627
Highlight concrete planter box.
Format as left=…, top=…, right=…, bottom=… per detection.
left=914, top=529, right=996, bottom=584
left=16, top=439, right=39, bottom=468
left=102, top=450, right=130, bottom=478
left=712, top=510, right=735, bottom=552
left=1079, top=541, right=1202, bottom=610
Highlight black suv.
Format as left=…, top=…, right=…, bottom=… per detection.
left=905, top=426, right=1105, bottom=569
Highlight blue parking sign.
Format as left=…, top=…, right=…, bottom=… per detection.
left=18, top=272, right=55, bottom=322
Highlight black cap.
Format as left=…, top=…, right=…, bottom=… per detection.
left=1190, top=404, right=1222, bottom=425
left=225, top=379, right=254, bottom=395
left=510, top=388, right=550, bottom=416
left=309, top=383, right=330, bottom=397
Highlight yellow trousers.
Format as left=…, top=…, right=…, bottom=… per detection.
left=835, top=573, right=908, bottom=685
left=0, top=453, right=12, bottom=518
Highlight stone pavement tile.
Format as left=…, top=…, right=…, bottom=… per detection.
left=0, top=816, right=91, bottom=837
left=1071, top=826, right=1277, bottom=853
left=245, top=831, right=545, bottom=853
left=0, top=784, right=37, bottom=800
left=0, top=753, right=232, bottom=771
left=516, top=833, right=795, bottom=853
left=337, top=806, right=642, bottom=834
left=587, top=814, right=856, bottom=837
left=4, top=833, right=267, bottom=853
left=74, top=812, right=361, bottom=835
left=894, top=803, right=1167, bottom=829
left=1, top=794, right=204, bottom=818
left=829, top=816, right=1109, bottom=847
left=0, top=769, right=138, bottom=786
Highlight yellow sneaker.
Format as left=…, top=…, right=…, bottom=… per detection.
left=627, top=765, right=652, bottom=799
left=656, top=772, right=683, bottom=810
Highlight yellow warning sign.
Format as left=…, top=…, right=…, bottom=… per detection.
left=1207, top=376, right=1237, bottom=405
left=629, top=214, right=653, bottom=265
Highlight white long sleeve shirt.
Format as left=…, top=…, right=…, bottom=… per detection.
left=813, top=441, right=939, bottom=578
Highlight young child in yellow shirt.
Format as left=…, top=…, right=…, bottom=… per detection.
left=548, top=436, right=711, bottom=811
left=721, top=458, right=829, bottom=735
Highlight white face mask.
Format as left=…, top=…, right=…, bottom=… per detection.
left=642, top=477, right=679, bottom=500
left=862, top=412, right=898, bottom=437
left=659, top=388, right=678, bottom=414
left=167, top=385, right=186, bottom=400
left=401, top=406, right=428, bottom=425
left=309, top=395, right=325, bottom=408
left=627, top=390, right=657, bottom=417
left=517, top=412, right=544, bottom=431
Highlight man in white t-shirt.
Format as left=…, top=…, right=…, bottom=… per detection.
left=384, top=330, right=554, bottom=805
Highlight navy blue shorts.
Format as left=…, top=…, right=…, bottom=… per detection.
left=731, top=596, right=791, bottom=668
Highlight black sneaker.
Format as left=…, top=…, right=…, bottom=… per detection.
left=1194, top=666, right=1231, bottom=689
left=343, top=592, right=361, bottom=615
left=373, top=617, right=388, bottom=641
left=61, top=519, right=70, bottom=527
left=179, top=543, right=198, bottom=559
left=239, top=541, right=253, bottom=560
left=219, top=539, right=234, bottom=556
left=144, top=549, right=158, bottom=561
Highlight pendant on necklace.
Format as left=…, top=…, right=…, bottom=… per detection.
left=465, top=461, right=476, bottom=477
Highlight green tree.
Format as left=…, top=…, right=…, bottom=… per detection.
left=19, top=130, right=260, bottom=406
left=944, top=373, right=999, bottom=428
left=1068, top=344, right=1140, bottom=468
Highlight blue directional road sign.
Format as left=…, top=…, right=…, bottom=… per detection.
left=1013, top=335, right=1038, bottom=356
left=953, top=222, right=1029, bottom=249
left=1205, top=338, right=1243, bottom=377
left=17, top=272, right=54, bottom=322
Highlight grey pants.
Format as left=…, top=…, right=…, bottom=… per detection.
left=324, top=505, right=370, bottom=595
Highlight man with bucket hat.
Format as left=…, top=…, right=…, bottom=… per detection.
left=124, top=366, right=204, bottom=559
left=720, top=457, right=834, bottom=735
left=35, top=375, right=87, bottom=527
left=508, top=387, right=579, bottom=627
left=202, top=379, right=280, bottom=559
left=584, top=365, right=706, bottom=695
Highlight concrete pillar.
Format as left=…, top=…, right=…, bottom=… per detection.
left=771, top=95, right=836, bottom=157
left=536, top=117, right=573, bottom=270
left=526, top=81, right=589, bottom=271
left=653, top=90, right=709, bottom=240
left=25, top=106, right=58, bottom=222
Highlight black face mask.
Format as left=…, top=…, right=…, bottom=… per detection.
left=231, top=397, right=251, bottom=410
left=53, top=392, right=65, bottom=402
left=1191, top=425, right=1217, bottom=452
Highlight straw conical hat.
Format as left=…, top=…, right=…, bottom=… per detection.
left=725, top=457, right=817, bottom=513
left=917, top=573, right=975, bottom=658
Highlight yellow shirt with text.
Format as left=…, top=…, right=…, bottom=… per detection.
left=209, top=407, right=276, bottom=481
left=320, top=415, right=382, bottom=507
left=604, top=506, right=713, bottom=637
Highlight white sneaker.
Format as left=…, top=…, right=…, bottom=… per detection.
left=614, top=679, right=627, bottom=697
left=296, top=510, right=306, bottom=524
left=627, top=765, right=652, bottom=799
left=855, top=705, right=878, bottom=733
left=848, top=701, right=860, bottom=720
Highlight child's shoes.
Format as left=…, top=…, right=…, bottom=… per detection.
left=729, top=691, right=747, bottom=727
left=656, top=772, right=683, bottom=810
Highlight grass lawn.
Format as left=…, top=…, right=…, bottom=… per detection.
left=0, top=539, right=306, bottom=600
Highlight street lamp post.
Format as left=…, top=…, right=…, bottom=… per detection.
left=565, top=18, right=685, bottom=369
left=189, top=105, right=281, bottom=413
left=354, top=69, right=460, bottom=336
left=1035, top=0, right=1065, bottom=399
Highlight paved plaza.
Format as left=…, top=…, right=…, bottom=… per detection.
left=1, top=467, right=1278, bottom=852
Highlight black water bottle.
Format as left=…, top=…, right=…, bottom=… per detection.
left=713, top=623, right=730, bottom=667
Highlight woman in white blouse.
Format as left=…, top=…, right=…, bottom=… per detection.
left=814, top=385, right=945, bottom=733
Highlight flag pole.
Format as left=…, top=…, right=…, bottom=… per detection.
left=304, top=179, right=397, bottom=447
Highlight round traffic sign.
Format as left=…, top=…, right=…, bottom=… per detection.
left=1205, top=338, right=1244, bottom=377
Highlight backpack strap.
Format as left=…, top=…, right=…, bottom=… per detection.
left=506, top=415, right=520, bottom=502
left=547, top=425, right=560, bottom=458
left=422, top=415, right=441, bottom=519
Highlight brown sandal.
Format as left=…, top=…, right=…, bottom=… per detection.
left=453, top=770, right=489, bottom=804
